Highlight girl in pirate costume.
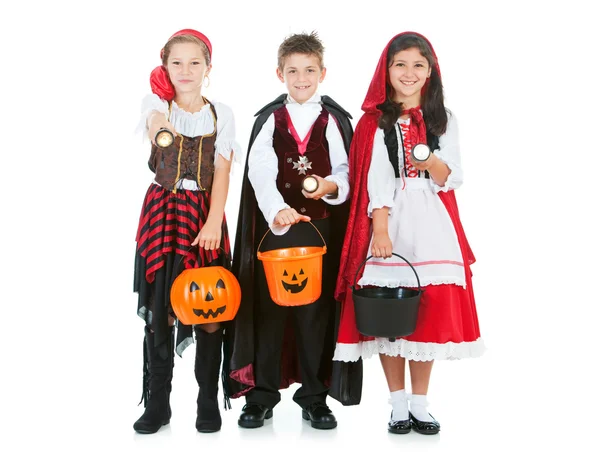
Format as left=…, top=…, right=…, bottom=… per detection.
left=334, top=32, right=484, bottom=435
left=133, top=29, right=241, bottom=434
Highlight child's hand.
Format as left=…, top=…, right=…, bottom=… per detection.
left=148, top=111, right=178, bottom=145
left=412, top=153, right=437, bottom=171
left=274, top=208, right=311, bottom=227
left=302, top=175, right=338, bottom=200
left=371, top=232, right=392, bottom=259
left=192, top=218, right=222, bottom=251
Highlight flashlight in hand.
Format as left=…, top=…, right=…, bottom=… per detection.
left=155, top=128, right=175, bottom=148
left=411, top=143, right=431, bottom=162
left=301, top=175, right=319, bottom=193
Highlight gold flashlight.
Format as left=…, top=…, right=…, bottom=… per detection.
left=155, top=128, right=175, bottom=148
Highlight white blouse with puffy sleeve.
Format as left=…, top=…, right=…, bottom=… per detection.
left=139, top=93, right=242, bottom=165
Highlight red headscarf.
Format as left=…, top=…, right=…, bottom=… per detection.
left=149, top=29, right=212, bottom=101
left=334, top=32, right=475, bottom=308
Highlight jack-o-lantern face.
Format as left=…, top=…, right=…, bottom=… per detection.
left=190, top=278, right=227, bottom=319
left=257, top=243, right=326, bottom=306
left=281, top=268, right=308, bottom=293
left=170, top=266, right=241, bottom=325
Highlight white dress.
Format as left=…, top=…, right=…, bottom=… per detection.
left=332, top=111, right=485, bottom=362
left=359, top=112, right=466, bottom=289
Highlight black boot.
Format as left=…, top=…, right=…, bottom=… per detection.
left=194, top=326, right=223, bottom=433
left=133, top=326, right=174, bottom=434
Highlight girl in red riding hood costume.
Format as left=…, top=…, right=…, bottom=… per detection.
left=334, top=32, right=485, bottom=435
left=133, top=29, right=241, bottom=435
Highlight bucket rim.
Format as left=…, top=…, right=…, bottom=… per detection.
left=353, top=286, right=422, bottom=297
left=257, top=245, right=327, bottom=262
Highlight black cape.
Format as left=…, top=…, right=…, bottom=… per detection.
left=223, top=94, right=363, bottom=405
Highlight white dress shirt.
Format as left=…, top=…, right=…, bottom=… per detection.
left=248, top=93, right=350, bottom=235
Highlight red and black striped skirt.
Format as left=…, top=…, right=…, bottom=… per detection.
left=133, top=183, right=231, bottom=355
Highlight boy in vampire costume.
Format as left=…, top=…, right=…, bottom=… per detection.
left=224, top=32, right=363, bottom=430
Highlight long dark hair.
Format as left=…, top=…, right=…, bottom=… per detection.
left=377, top=34, right=447, bottom=135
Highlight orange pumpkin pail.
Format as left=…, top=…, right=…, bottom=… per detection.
left=170, top=264, right=241, bottom=325
left=257, top=222, right=326, bottom=307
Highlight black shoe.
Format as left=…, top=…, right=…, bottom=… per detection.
left=238, top=403, right=273, bottom=428
left=409, top=412, right=441, bottom=435
left=388, top=412, right=411, bottom=434
left=133, top=327, right=174, bottom=434
left=133, top=401, right=171, bottom=434
left=196, top=405, right=221, bottom=433
left=302, top=402, right=337, bottom=430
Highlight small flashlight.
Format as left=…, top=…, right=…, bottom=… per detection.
left=411, top=143, right=431, bottom=162
left=155, top=128, right=175, bottom=148
left=301, top=175, right=319, bottom=193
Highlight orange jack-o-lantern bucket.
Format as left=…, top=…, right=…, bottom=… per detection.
left=170, top=264, right=241, bottom=325
left=257, top=222, right=326, bottom=307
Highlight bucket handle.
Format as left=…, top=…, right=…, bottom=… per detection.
left=352, top=253, right=422, bottom=292
left=257, top=220, right=327, bottom=253
left=176, top=245, right=228, bottom=269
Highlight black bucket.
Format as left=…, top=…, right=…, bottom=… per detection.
left=352, top=253, right=422, bottom=339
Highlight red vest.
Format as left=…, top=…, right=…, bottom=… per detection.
left=273, top=106, right=332, bottom=219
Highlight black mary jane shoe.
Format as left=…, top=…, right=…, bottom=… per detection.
left=238, top=403, right=273, bottom=429
left=409, top=412, right=441, bottom=435
left=302, top=402, right=337, bottom=430
left=388, top=412, right=411, bottom=434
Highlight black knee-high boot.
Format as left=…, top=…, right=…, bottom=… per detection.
left=194, top=326, right=223, bottom=433
left=133, top=326, right=174, bottom=434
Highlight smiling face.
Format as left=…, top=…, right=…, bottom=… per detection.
left=277, top=53, right=326, bottom=103
left=281, top=267, right=308, bottom=294
left=388, top=47, right=431, bottom=108
left=165, top=42, right=212, bottom=96
left=170, top=266, right=241, bottom=325
left=189, top=278, right=227, bottom=319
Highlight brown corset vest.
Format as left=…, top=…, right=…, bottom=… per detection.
left=148, top=100, right=218, bottom=193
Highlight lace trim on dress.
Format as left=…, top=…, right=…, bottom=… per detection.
left=333, top=338, right=485, bottom=362
left=357, top=277, right=467, bottom=289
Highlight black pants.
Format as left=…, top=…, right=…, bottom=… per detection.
left=247, top=218, right=334, bottom=410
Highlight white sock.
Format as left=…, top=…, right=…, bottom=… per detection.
left=389, top=389, right=409, bottom=421
left=409, top=394, right=434, bottom=422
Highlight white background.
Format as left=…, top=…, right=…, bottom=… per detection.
left=2, top=0, right=599, bottom=460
